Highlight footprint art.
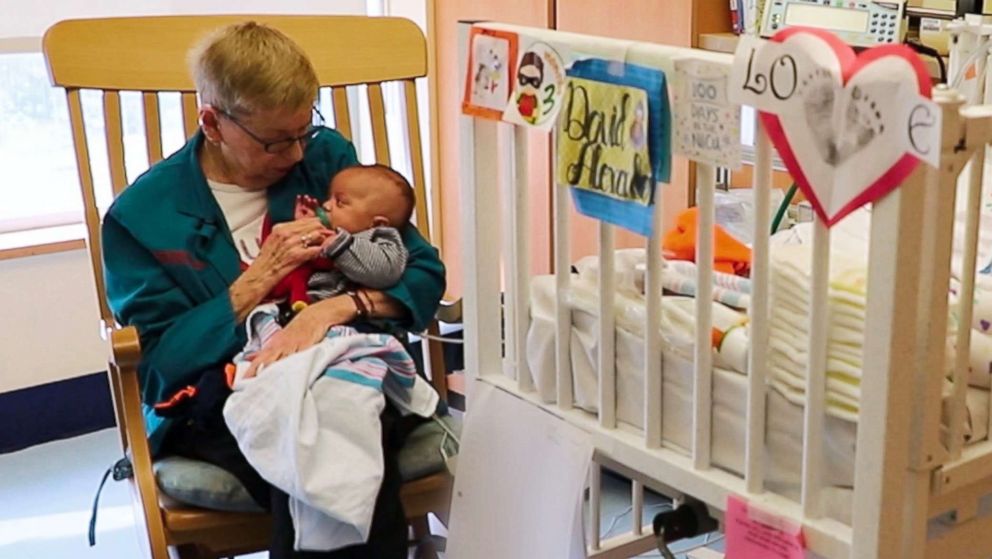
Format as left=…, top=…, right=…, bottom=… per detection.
left=833, top=86, right=885, bottom=165
left=798, top=68, right=842, bottom=166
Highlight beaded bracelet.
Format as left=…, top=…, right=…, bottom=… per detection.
left=347, top=291, right=368, bottom=318
left=358, top=289, right=376, bottom=318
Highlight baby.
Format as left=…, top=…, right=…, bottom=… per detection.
left=227, top=164, right=415, bottom=381
left=264, top=163, right=415, bottom=315
left=168, top=164, right=418, bottom=401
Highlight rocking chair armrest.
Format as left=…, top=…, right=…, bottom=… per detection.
left=108, top=324, right=143, bottom=369
left=103, top=322, right=162, bottom=535
left=436, top=298, right=463, bottom=325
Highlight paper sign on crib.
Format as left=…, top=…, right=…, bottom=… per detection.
left=673, top=58, right=742, bottom=169
left=557, top=58, right=671, bottom=237
left=725, top=495, right=805, bottom=559
left=502, top=41, right=568, bottom=129
left=727, top=30, right=940, bottom=227
left=558, top=77, right=653, bottom=201
left=462, top=27, right=519, bottom=120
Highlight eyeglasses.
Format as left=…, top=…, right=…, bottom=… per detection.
left=217, top=107, right=324, bottom=154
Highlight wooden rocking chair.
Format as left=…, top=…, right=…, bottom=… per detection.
left=43, top=14, right=452, bottom=559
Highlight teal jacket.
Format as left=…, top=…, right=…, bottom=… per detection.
left=102, top=128, right=446, bottom=453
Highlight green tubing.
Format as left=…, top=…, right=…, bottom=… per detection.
left=771, top=183, right=798, bottom=235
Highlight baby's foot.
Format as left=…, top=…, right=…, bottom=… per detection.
left=799, top=68, right=841, bottom=165
left=833, top=86, right=884, bottom=163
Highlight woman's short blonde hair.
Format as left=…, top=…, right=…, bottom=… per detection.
left=188, top=21, right=318, bottom=115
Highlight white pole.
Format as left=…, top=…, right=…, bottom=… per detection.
left=458, top=21, right=501, bottom=403
left=554, top=127, right=574, bottom=410
left=693, top=163, right=716, bottom=470
left=745, top=114, right=771, bottom=495
left=599, top=222, right=617, bottom=428
left=951, top=147, right=986, bottom=457
left=511, top=126, right=533, bottom=392
left=589, top=464, right=602, bottom=551
left=632, top=480, right=644, bottom=535
left=644, top=186, right=665, bottom=449
left=801, top=218, right=829, bottom=520
left=852, top=166, right=929, bottom=559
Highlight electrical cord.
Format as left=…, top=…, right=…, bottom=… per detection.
left=674, top=533, right=724, bottom=556
left=905, top=40, right=947, bottom=84
left=415, top=331, right=465, bottom=344
left=600, top=502, right=672, bottom=539
left=641, top=533, right=725, bottom=558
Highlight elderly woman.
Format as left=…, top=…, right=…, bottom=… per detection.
left=102, top=21, right=445, bottom=558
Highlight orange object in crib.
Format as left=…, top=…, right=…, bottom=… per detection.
left=662, top=207, right=751, bottom=276
left=711, top=327, right=724, bottom=349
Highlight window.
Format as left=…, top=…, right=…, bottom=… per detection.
left=0, top=50, right=80, bottom=234
left=0, top=46, right=189, bottom=242
left=0, top=0, right=434, bottom=253
left=739, top=104, right=785, bottom=170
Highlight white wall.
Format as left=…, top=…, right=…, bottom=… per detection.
left=0, top=249, right=106, bottom=392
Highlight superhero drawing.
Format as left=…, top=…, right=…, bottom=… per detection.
left=515, top=51, right=544, bottom=125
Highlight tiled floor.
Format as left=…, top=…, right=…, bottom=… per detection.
left=0, top=429, right=266, bottom=559
left=0, top=429, right=721, bottom=558
left=0, top=429, right=146, bottom=559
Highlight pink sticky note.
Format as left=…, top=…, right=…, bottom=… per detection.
left=725, top=495, right=806, bottom=559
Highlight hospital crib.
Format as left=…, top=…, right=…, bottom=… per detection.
left=458, top=22, right=992, bottom=559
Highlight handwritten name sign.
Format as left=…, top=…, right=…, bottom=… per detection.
left=728, top=29, right=940, bottom=226
left=557, top=59, right=671, bottom=236
left=674, top=58, right=741, bottom=169
left=558, top=77, right=653, bottom=205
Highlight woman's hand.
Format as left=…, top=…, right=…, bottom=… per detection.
left=230, top=218, right=333, bottom=322
left=253, top=217, right=332, bottom=280
left=241, top=295, right=357, bottom=379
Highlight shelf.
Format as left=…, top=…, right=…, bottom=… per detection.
left=696, top=31, right=947, bottom=82
left=697, top=31, right=740, bottom=53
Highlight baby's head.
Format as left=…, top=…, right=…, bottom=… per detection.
left=323, top=164, right=415, bottom=233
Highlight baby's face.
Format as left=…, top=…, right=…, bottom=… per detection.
left=322, top=171, right=401, bottom=233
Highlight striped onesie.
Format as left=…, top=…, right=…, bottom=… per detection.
left=307, top=226, right=408, bottom=301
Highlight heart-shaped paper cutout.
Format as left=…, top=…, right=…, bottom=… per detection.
left=760, top=28, right=932, bottom=226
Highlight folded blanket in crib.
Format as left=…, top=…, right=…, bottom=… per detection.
left=767, top=242, right=992, bottom=424
left=661, top=260, right=752, bottom=309
left=768, top=245, right=869, bottom=416
left=776, top=209, right=992, bottom=391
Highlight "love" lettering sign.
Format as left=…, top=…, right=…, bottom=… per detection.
left=729, top=29, right=940, bottom=226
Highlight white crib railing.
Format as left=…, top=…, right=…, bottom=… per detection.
left=459, top=21, right=992, bottom=559
left=745, top=117, right=772, bottom=496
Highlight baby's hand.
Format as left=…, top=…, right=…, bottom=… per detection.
left=294, top=194, right=320, bottom=220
